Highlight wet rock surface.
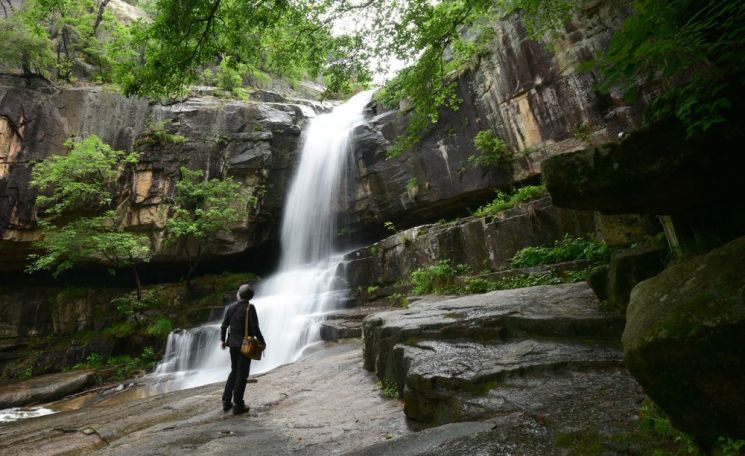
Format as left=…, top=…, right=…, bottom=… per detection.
left=359, top=282, right=666, bottom=453
left=0, top=341, right=409, bottom=456
left=363, top=283, right=624, bottom=380
left=0, top=370, right=93, bottom=409
left=623, top=235, right=745, bottom=446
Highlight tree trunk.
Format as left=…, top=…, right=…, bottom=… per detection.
left=131, top=265, right=143, bottom=301
left=92, top=0, right=112, bottom=37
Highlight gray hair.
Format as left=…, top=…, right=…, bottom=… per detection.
left=236, top=284, right=254, bottom=301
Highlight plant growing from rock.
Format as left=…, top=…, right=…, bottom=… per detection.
left=166, top=167, right=249, bottom=287
left=471, top=185, right=547, bottom=218
left=28, top=135, right=152, bottom=299
left=469, top=130, right=511, bottom=168
left=410, top=260, right=470, bottom=295
left=510, top=235, right=610, bottom=268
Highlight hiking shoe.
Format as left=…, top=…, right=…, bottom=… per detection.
left=222, top=401, right=233, bottom=412
left=233, top=403, right=249, bottom=415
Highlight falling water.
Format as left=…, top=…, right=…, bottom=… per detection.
left=149, top=91, right=373, bottom=392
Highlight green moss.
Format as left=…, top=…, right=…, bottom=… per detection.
left=555, top=431, right=606, bottom=455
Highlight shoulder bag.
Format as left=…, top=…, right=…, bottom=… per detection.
left=240, top=303, right=265, bottom=360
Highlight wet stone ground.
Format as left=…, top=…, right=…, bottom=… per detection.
left=1, top=284, right=689, bottom=455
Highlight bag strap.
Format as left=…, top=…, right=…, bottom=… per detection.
left=244, top=301, right=250, bottom=338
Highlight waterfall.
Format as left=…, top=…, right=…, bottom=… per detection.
left=149, top=91, right=373, bottom=392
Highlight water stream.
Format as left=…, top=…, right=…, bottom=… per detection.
left=148, top=90, right=373, bottom=393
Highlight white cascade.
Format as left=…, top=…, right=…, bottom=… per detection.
left=148, top=90, right=373, bottom=392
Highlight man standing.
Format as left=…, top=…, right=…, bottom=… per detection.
left=220, top=284, right=266, bottom=415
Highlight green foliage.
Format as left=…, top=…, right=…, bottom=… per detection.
left=216, top=59, right=243, bottom=93
left=410, top=260, right=470, bottom=295
left=117, top=0, right=370, bottom=98
left=21, top=366, right=34, bottom=379
left=472, top=185, right=547, bottom=218
left=31, top=136, right=136, bottom=217
left=387, top=292, right=409, bottom=308
left=371, top=0, right=576, bottom=158
left=27, top=213, right=151, bottom=277
left=28, top=135, right=151, bottom=297
left=510, top=235, right=610, bottom=268
left=406, top=178, right=419, bottom=191
left=0, top=0, right=133, bottom=82
left=591, top=0, right=745, bottom=136
left=75, top=347, right=158, bottom=380
left=383, top=221, right=396, bottom=233
left=638, top=401, right=699, bottom=455
left=0, top=11, right=55, bottom=77
left=366, top=285, right=380, bottom=295
left=140, top=117, right=187, bottom=147
left=469, top=130, right=511, bottom=168
left=377, top=379, right=400, bottom=399
left=167, top=166, right=248, bottom=283
left=112, top=290, right=161, bottom=317
left=146, top=316, right=173, bottom=337
left=73, top=352, right=105, bottom=370
left=105, top=321, right=138, bottom=338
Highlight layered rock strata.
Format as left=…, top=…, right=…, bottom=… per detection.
left=0, top=79, right=329, bottom=272
left=360, top=282, right=666, bottom=452
left=341, top=2, right=638, bottom=238
left=342, top=197, right=595, bottom=289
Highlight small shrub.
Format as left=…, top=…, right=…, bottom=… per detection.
left=105, top=321, right=138, bottom=337
left=367, top=285, right=380, bottom=295
left=406, top=177, right=418, bottom=191
left=21, top=366, right=34, bottom=379
left=510, top=235, right=610, bottom=268
left=74, top=352, right=104, bottom=370
left=141, top=117, right=187, bottom=147
left=388, top=292, right=409, bottom=307
left=146, top=316, right=173, bottom=337
left=472, top=185, right=547, bottom=218
left=217, top=59, right=243, bottom=93
left=410, top=260, right=469, bottom=294
left=384, top=221, right=397, bottom=233
left=377, top=379, right=400, bottom=399
left=469, top=130, right=511, bottom=168
left=112, top=290, right=161, bottom=317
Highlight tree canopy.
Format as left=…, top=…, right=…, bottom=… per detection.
left=28, top=135, right=151, bottom=298
left=167, top=166, right=249, bottom=285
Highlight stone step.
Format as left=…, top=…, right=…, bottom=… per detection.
left=363, top=283, right=624, bottom=379
left=319, top=304, right=391, bottom=341
left=398, top=339, right=624, bottom=423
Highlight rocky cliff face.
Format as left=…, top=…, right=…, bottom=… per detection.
left=0, top=77, right=329, bottom=273
left=342, top=2, right=638, bottom=240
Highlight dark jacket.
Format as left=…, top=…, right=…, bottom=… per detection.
left=221, top=300, right=265, bottom=348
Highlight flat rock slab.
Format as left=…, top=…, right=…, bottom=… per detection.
left=0, top=341, right=409, bottom=456
left=0, top=370, right=93, bottom=409
left=363, top=283, right=624, bottom=379
left=400, top=340, right=625, bottom=424
left=402, top=339, right=623, bottom=386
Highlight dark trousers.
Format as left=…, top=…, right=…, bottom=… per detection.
left=222, top=347, right=251, bottom=405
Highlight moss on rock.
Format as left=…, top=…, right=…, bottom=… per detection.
left=622, top=236, right=745, bottom=447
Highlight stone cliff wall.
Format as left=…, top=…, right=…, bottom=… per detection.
left=0, top=77, right=328, bottom=272
left=342, top=1, right=638, bottom=241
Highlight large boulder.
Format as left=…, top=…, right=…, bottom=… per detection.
left=623, top=236, right=745, bottom=446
